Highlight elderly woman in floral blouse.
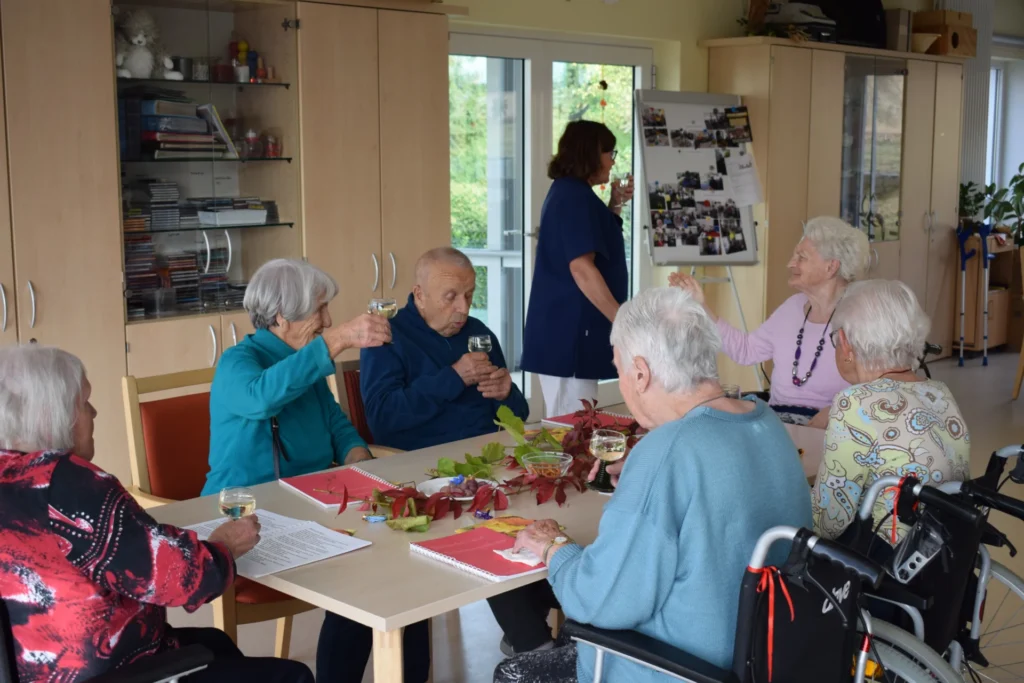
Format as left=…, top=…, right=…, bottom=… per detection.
left=811, top=280, right=971, bottom=547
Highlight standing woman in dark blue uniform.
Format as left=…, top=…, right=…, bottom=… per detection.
left=522, top=120, right=634, bottom=417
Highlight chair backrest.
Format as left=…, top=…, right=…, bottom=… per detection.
left=340, top=359, right=374, bottom=444
left=123, top=369, right=216, bottom=501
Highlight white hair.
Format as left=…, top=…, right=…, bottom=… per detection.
left=833, top=279, right=931, bottom=372
left=244, top=259, right=339, bottom=330
left=610, top=287, right=720, bottom=392
left=0, top=345, right=85, bottom=452
left=803, top=216, right=871, bottom=283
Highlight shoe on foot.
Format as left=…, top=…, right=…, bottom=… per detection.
left=500, top=636, right=514, bottom=658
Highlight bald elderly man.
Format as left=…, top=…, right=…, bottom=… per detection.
left=360, top=247, right=529, bottom=450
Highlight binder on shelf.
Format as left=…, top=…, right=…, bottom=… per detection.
left=140, top=99, right=198, bottom=118
left=142, top=116, right=210, bottom=135
left=197, top=104, right=240, bottom=159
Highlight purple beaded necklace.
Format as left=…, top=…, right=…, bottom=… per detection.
left=792, top=306, right=836, bottom=387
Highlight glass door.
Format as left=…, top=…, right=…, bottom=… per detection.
left=449, top=31, right=652, bottom=418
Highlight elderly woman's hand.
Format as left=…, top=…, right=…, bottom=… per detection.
left=668, top=272, right=706, bottom=305
left=208, top=514, right=261, bottom=559
left=513, top=519, right=564, bottom=559
left=588, top=457, right=626, bottom=487
left=323, top=314, right=392, bottom=356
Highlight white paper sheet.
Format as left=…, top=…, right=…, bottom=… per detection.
left=185, top=509, right=371, bottom=579
left=494, top=548, right=542, bottom=567
left=724, top=149, right=763, bottom=207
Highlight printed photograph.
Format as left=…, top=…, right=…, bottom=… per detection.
left=701, top=172, right=725, bottom=192
left=670, top=128, right=695, bottom=148
left=642, top=107, right=667, bottom=127
left=644, top=128, right=670, bottom=147
left=715, top=149, right=729, bottom=175
left=694, top=131, right=717, bottom=150
left=703, top=108, right=730, bottom=130
left=648, top=182, right=667, bottom=210
left=677, top=171, right=701, bottom=190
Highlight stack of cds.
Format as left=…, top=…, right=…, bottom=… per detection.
left=133, top=180, right=181, bottom=231
left=200, top=246, right=229, bottom=309
left=123, top=206, right=150, bottom=232
left=124, top=233, right=158, bottom=320
left=166, top=252, right=200, bottom=309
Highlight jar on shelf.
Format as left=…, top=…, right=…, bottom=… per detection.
left=244, top=129, right=263, bottom=159
left=264, top=134, right=282, bottom=158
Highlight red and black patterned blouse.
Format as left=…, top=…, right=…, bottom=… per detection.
left=0, top=449, right=235, bottom=683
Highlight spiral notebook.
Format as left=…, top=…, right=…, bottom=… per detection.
left=542, top=410, right=632, bottom=429
left=410, top=528, right=549, bottom=582
left=279, top=467, right=394, bottom=510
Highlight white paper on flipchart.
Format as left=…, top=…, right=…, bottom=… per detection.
left=724, top=149, right=763, bottom=207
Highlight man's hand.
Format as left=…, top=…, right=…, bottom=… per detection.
left=478, top=367, right=513, bottom=400
left=452, top=352, right=493, bottom=386
left=208, top=515, right=261, bottom=559
left=322, top=314, right=391, bottom=357
left=588, top=457, right=626, bottom=487
left=344, top=447, right=373, bottom=465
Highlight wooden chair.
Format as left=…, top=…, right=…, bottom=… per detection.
left=338, top=359, right=373, bottom=443
left=122, top=368, right=315, bottom=659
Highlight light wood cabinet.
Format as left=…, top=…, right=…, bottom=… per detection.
left=899, top=60, right=937, bottom=311
left=379, top=9, right=451, bottom=301
left=298, top=2, right=383, bottom=337
left=869, top=241, right=901, bottom=281
left=1, top=0, right=128, bottom=480
left=0, top=28, right=14, bottom=350
left=222, top=311, right=255, bottom=349
left=806, top=50, right=844, bottom=219
left=127, top=316, right=223, bottom=378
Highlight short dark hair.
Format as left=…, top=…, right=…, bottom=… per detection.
left=548, top=120, right=616, bottom=181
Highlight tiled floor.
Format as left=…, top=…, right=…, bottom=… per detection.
left=168, top=351, right=1024, bottom=682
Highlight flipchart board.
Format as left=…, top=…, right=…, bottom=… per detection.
left=635, top=90, right=763, bottom=266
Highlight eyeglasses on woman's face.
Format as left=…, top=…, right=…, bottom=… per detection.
left=608, top=149, right=618, bottom=162
left=830, top=328, right=842, bottom=349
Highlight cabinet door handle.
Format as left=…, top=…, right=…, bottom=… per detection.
left=27, top=280, right=36, bottom=328
left=202, top=231, right=212, bottom=274
left=208, top=325, right=218, bottom=367
left=371, top=253, right=380, bottom=292
left=224, top=230, right=233, bottom=273
left=872, top=247, right=879, bottom=269
left=230, top=322, right=238, bottom=346
left=389, top=252, right=397, bottom=290
left=0, top=283, right=6, bottom=332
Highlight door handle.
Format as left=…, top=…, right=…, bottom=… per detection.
left=872, top=247, right=879, bottom=269
left=202, top=231, right=212, bottom=274
left=208, top=325, right=218, bottom=367
left=371, top=253, right=380, bottom=292
left=27, top=280, right=36, bottom=328
left=0, top=283, right=6, bottom=332
left=224, top=230, right=233, bottom=272
left=389, top=252, right=397, bottom=290
left=230, top=322, right=238, bottom=346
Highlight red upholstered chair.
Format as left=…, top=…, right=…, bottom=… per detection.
left=122, top=369, right=314, bottom=659
left=340, top=359, right=374, bottom=444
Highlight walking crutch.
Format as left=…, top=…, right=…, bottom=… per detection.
left=977, top=223, right=993, bottom=367
left=957, top=227, right=976, bottom=367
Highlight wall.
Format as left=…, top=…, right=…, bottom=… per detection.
left=453, top=0, right=932, bottom=93
left=1001, top=59, right=1024, bottom=182
left=995, top=0, right=1024, bottom=37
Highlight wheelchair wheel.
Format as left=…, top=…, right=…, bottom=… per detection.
left=867, top=619, right=962, bottom=682
left=962, top=561, right=1024, bottom=682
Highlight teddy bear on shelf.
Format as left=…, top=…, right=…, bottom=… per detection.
left=115, top=9, right=183, bottom=80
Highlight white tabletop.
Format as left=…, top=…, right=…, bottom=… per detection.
left=151, top=431, right=607, bottom=633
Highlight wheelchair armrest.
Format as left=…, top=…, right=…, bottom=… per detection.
left=86, top=645, right=213, bottom=683
left=868, top=578, right=932, bottom=612
left=562, top=620, right=738, bottom=683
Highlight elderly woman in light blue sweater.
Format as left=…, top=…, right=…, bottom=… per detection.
left=495, top=287, right=813, bottom=683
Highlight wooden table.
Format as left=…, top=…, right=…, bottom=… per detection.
left=152, top=432, right=606, bottom=683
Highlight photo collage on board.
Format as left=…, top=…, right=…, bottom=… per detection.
left=642, top=103, right=753, bottom=258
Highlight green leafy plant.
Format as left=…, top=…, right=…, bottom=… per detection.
left=959, top=181, right=992, bottom=223
left=429, top=441, right=506, bottom=479
left=988, top=163, right=1024, bottom=245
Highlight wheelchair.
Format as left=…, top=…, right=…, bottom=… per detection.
left=564, top=526, right=958, bottom=682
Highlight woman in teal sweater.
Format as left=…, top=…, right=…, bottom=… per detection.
left=496, top=287, right=813, bottom=683
left=203, top=259, right=431, bottom=683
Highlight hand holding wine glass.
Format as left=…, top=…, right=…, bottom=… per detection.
left=208, top=514, right=261, bottom=559
left=219, top=486, right=255, bottom=520
left=587, top=429, right=628, bottom=493
left=468, top=334, right=492, bottom=354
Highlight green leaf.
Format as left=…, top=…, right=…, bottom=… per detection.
left=481, top=441, right=506, bottom=464
left=513, top=442, right=544, bottom=466
left=494, top=405, right=527, bottom=444
left=454, top=461, right=492, bottom=478
left=539, top=429, right=564, bottom=450
left=465, top=453, right=484, bottom=466
left=386, top=516, right=431, bottom=532
left=436, top=457, right=458, bottom=477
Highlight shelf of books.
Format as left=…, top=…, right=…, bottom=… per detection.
left=116, top=0, right=301, bottom=323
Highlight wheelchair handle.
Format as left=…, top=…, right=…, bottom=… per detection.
left=859, top=476, right=982, bottom=526
left=994, top=445, right=1024, bottom=460
left=747, top=527, right=883, bottom=588
left=960, top=481, right=1024, bottom=523
left=808, top=537, right=884, bottom=589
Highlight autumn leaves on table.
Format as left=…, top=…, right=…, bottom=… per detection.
left=279, top=401, right=645, bottom=532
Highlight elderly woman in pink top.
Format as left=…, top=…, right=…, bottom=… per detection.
left=672, top=216, right=870, bottom=427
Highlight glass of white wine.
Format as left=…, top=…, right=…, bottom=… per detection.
left=468, top=334, right=492, bottom=354
left=368, top=298, right=398, bottom=319
left=219, top=486, right=255, bottom=520
left=588, top=429, right=627, bottom=494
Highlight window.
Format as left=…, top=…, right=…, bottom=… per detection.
left=449, top=32, right=653, bottom=416
left=987, top=64, right=1004, bottom=187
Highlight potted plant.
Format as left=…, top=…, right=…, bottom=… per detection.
left=959, top=181, right=992, bottom=233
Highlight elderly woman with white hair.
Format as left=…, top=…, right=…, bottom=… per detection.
left=672, top=216, right=871, bottom=426
left=495, top=287, right=812, bottom=683
left=202, top=259, right=430, bottom=683
left=811, top=279, right=970, bottom=547
left=0, top=345, right=313, bottom=683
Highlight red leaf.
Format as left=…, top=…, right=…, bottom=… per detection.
left=555, top=484, right=567, bottom=507
left=494, top=490, right=509, bottom=510
left=337, top=485, right=350, bottom=516
left=358, top=501, right=372, bottom=511
left=435, top=497, right=450, bottom=521
left=391, top=498, right=405, bottom=519
left=536, top=482, right=555, bottom=505
left=452, top=500, right=463, bottom=519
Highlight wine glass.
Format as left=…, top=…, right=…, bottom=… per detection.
left=588, top=429, right=628, bottom=494
left=368, top=298, right=398, bottom=319
left=219, top=486, right=255, bottom=520
left=468, top=334, right=492, bottom=354
left=721, top=384, right=741, bottom=399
